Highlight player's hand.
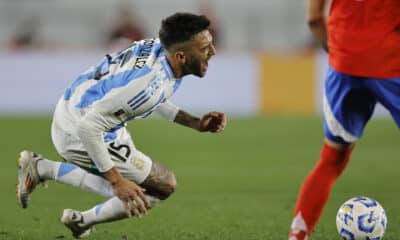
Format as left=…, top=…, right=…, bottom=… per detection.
left=105, top=168, right=150, bottom=218
left=199, top=112, right=227, bottom=133
left=112, top=177, right=150, bottom=218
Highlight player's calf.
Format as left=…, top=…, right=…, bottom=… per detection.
left=140, top=160, right=176, bottom=200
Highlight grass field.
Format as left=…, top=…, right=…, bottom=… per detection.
left=0, top=116, right=399, bottom=240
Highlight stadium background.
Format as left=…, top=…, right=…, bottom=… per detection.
left=0, top=0, right=398, bottom=239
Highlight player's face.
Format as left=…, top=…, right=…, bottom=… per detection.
left=182, top=30, right=216, bottom=77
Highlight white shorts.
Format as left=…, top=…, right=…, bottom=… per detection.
left=51, top=120, right=152, bottom=184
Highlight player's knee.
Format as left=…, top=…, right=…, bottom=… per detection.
left=158, top=171, right=177, bottom=200
left=166, top=171, right=177, bottom=193
left=141, top=162, right=177, bottom=200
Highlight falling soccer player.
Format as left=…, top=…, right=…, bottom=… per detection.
left=17, top=12, right=227, bottom=239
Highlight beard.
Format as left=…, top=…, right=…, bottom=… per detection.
left=182, top=57, right=204, bottom=78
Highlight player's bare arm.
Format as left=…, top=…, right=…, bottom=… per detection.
left=174, top=110, right=227, bottom=133
left=307, top=0, right=328, bottom=52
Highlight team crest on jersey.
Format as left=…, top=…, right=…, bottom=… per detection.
left=132, top=156, right=145, bottom=170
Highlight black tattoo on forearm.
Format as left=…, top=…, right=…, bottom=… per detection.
left=174, top=110, right=200, bottom=130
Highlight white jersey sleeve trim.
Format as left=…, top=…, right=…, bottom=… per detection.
left=77, top=111, right=115, bottom=172
left=154, top=100, right=180, bottom=121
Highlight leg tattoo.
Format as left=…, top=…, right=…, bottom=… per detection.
left=140, top=161, right=176, bottom=200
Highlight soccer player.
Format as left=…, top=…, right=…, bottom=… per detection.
left=288, top=0, right=400, bottom=239
left=17, top=13, right=226, bottom=239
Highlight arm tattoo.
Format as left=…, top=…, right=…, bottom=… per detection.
left=174, top=110, right=200, bottom=130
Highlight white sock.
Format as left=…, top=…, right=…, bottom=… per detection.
left=38, top=159, right=162, bottom=226
left=37, top=159, right=61, bottom=180
left=80, top=197, right=126, bottom=227
left=37, top=160, right=113, bottom=197
left=80, top=195, right=161, bottom=227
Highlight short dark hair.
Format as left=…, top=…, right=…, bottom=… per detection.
left=159, top=13, right=210, bottom=50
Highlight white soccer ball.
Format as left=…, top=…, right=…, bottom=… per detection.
left=336, top=196, right=387, bottom=240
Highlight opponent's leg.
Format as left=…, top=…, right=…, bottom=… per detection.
left=288, top=140, right=353, bottom=240
left=288, top=66, right=376, bottom=239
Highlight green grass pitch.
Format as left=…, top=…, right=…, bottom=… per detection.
left=0, top=116, right=399, bottom=239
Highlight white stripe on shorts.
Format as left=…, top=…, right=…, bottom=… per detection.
left=323, top=94, right=358, bottom=143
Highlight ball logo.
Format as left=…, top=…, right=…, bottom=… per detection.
left=358, top=211, right=377, bottom=233
left=354, top=197, right=377, bottom=208
left=337, top=204, right=354, bottom=225
left=339, top=228, right=355, bottom=240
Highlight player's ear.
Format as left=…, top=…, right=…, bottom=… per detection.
left=174, top=51, right=186, bottom=65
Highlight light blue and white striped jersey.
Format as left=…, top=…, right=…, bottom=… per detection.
left=53, top=38, right=182, bottom=139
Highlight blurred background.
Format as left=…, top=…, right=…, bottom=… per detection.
left=0, top=0, right=326, bottom=116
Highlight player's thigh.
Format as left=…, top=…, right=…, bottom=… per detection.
left=111, top=147, right=153, bottom=184
left=58, top=141, right=153, bottom=184
left=368, top=77, right=400, bottom=127
left=53, top=125, right=152, bottom=183
left=106, top=127, right=152, bottom=183
left=51, top=122, right=98, bottom=171
left=112, top=148, right=176, bottom=199
left=109, top=129, right=176, bottom=193
left=323, top=66, right=377, bottom=144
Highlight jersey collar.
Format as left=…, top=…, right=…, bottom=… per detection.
left=161, top=56, right=179, bottom=81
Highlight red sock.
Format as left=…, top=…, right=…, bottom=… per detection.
left=288, top=142, right=353, bottom=239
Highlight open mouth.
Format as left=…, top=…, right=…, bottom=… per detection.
left=202, top=61, right=208, bottom=72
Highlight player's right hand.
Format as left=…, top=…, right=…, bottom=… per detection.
left=111, top=176, right=150, bottom=218
left=105, top=167, right=150, bottom=218
left=199, top=111, right=227, bottom=133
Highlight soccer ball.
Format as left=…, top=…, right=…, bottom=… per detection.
left=336, top=196, right=387, bottom=240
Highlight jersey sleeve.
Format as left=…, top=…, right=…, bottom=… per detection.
left=76, top=98, right=127, bottom=173
left=77, top=113, right=115, bottom=172
left=154, top=100, right=180, bottom=121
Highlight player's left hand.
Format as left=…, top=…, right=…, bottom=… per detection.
left=199, top=112, right=227, bottom=133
